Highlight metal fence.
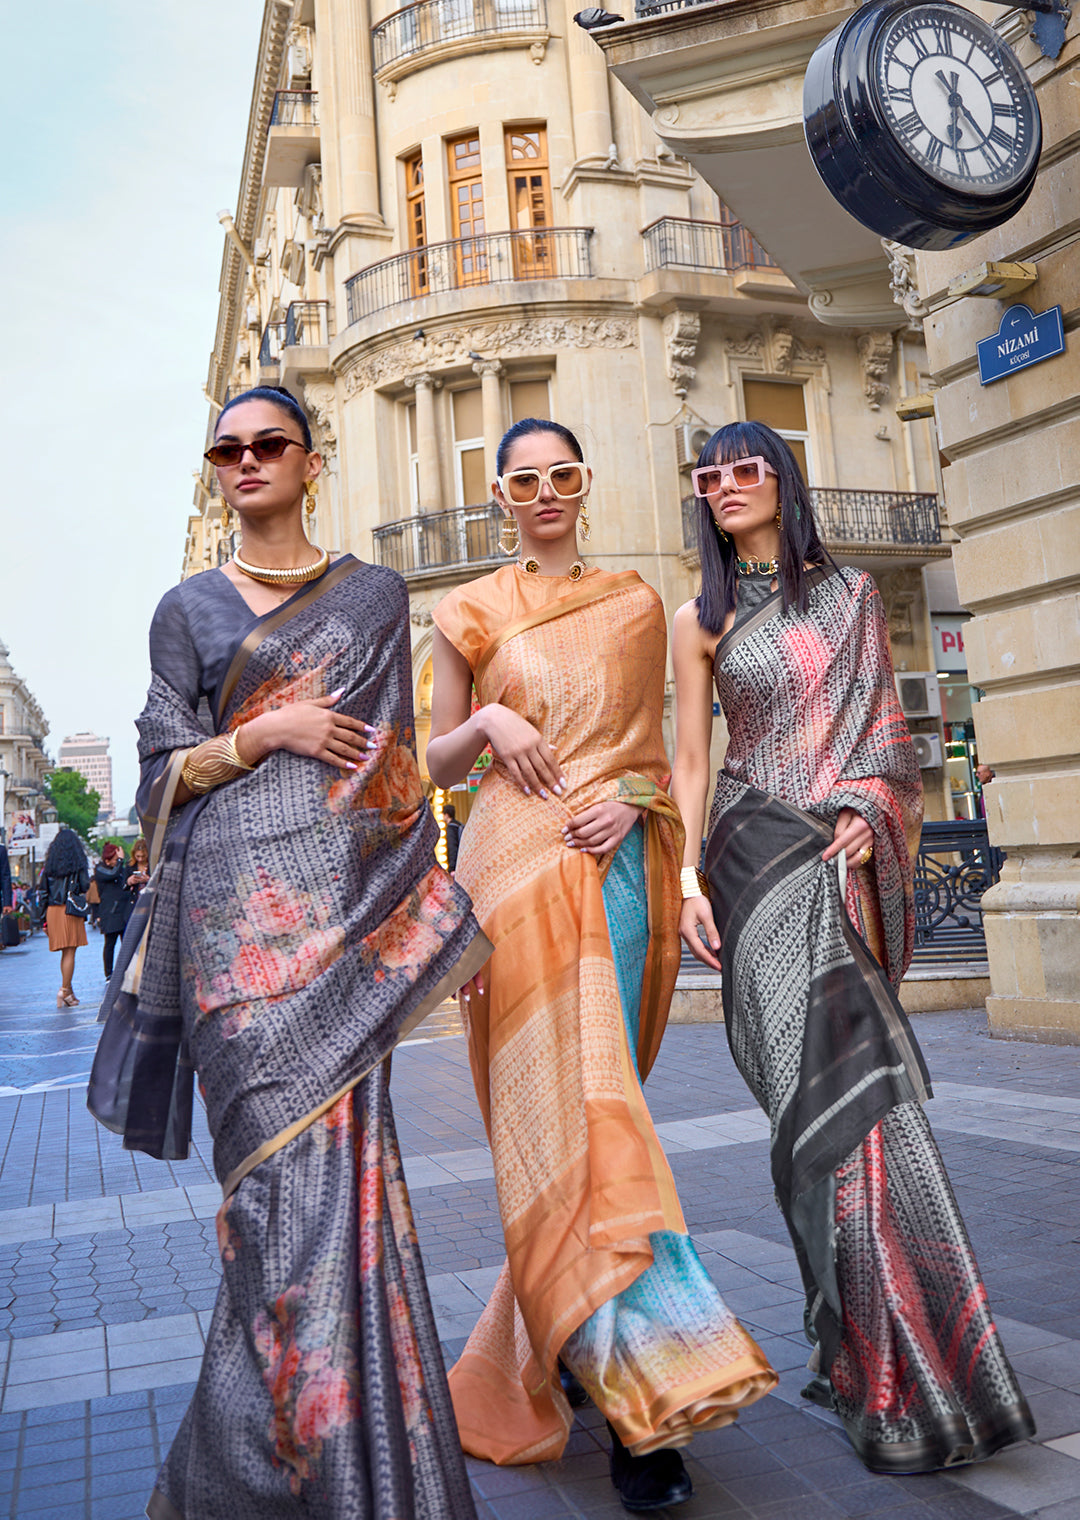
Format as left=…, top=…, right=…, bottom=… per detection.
left=912, top=819, right=1003, bottom=965
left=270, top=90, right=319, bottom=127
left=285, top=300, right=330, bottom=346
left=258, top=322, right=286, bottom=369
left=681, top=489, right=941, bottom=553
left=346, top=226, right=593, bottom=323
left=643, top=216, right=777, bottom=274
left=371, top=503, right=505, bottom=578
left=373, top=0, right=547, bottom=70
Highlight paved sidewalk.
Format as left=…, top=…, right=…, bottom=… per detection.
left=2, top=928, right=1080, bottom=1517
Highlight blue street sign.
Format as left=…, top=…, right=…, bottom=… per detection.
left=977, top=303, right=1065, bottom=386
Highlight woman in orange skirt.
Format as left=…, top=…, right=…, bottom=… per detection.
left=38, top=828, right=90, bottom=1006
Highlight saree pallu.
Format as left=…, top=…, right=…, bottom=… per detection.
left=434, top=566, right=775, bottom=1465
left=89, top=559, right=488, bottom=1518
left=707, top=568, right=1033, bottom=1472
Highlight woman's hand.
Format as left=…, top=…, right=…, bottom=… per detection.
left=459, top=967, right=487, bottom=1005
left=126, top=873, right=148, bottom=889
left=680, top=896, right=721, bottom=971
left=238, top=688, right=383, bottom=772
left=562, top=801, right=639, bottom=857
left=478, top=704, right=566, bottom=799
left=822, top=807, right=874, bottom=868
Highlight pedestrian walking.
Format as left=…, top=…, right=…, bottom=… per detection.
left=93, top=843, right=134, bottom=980
left=0, top=843, right=18, bottom=950
left=442, top=802, right=462, bottom=872
left=37, top=827, right=91, bottom=1006
left=670, top=419, right=1033, bottom=1473
left=428, top=417, right=775, bottom=1510
left=126, top=834, right=150, bottom=889
left=88, top=386, right=487, bottom=1520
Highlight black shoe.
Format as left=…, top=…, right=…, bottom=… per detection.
left=558, top=1358, right=589, bottom=1409
left=607, top=1421, right=693, bottom=1512
left=800, top=1373, right=835, bottom=1410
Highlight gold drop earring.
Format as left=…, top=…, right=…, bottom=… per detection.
left=220, top=502, right=232, bottom=534
left=498, top=513, right=520, bottom=556
left=304, top=479, right=318, bottom=531
left=578, top=494, right=591, bottom=542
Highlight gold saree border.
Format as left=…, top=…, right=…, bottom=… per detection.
left=217, top=555, right=362, bottom=722
left=220, top=928, right=492, bottom=1200
left=123, top=749, right=192, bottom=1000
left=473, top=571, right=640, bottom=688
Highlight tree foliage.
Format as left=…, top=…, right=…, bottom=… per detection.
left=44, top=769, right=101, bottom=840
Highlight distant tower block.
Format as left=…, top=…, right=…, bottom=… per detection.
left=58, top=731, right=114, bottom=821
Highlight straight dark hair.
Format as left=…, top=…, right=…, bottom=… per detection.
left=495, top=418, right=583, bottom=476
left=694, top=420, right=832, bottom=635
left=216, top=386, right=313, bottom=450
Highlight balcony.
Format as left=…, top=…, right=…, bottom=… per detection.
left=643, top=217, right=777, bottom=275
left=346, top=226, right=593, bottom=324
left=258, top=302, right=331, bottom=384
left=265, top=91, right=320, bottom=188
left=372, top=503, right=504, bottom=581
left=681, top=489, right=943, bottom=560
left=373, top=0, right=548, bottom=78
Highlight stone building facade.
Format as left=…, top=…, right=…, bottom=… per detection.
left=0, top=641, right=51, bottom=874
left=185, top=0, right=951, bottom=813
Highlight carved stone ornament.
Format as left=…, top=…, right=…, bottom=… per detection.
left=882, top=239, right=928, bottom=324
left=724, top=331, right=765, bottom=361
left=303, top=381, right=338, bottom=463
left=471, top=358, right=503, bottom=379
left=857, top=332, right=894, bottom=411
left=529, top=39, right=546, bottom=64
left=410, top=607, right=435, bottom=628
left=880, top=566, right=921, bottom=640
left=662, top=310, right=701, bottom=397
left=770, top=327, right=797, bottom=374
left=344, top=317, right=637, bottom=394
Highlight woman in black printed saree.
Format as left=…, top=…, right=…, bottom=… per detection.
left=89, top=389, right=488, bottom=1519
left=670, top=421, right=1033, bottom=1475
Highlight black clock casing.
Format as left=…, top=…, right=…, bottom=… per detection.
left=803, top=0, right=1041, bottom=251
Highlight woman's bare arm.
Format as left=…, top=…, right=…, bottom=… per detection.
left=670, top=600, right=723, bottom=969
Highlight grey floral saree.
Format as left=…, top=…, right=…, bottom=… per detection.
left=89, top=557, right=488, bottom=1518
left=705, top=567, right=1033, bottom=1473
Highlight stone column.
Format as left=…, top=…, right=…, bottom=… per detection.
left=565, top=0, right=612, bottom=164
left=316, top=0, right=382, bottom=226
left=407, top=373, right=443, bottom=513
left=473, top=359, right=504, bottom=489
left=912, top=20, right=1080, bottom=1043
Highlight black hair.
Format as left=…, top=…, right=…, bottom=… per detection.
left=694, top=420, right=833, bottom=635
left=495, top=418, right=583, bottom=476
left=44, top=827, right=89, bottom=879
left=215, top=386, right=313, bottom=450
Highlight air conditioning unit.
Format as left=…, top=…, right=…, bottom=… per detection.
left=897, top=672, right=941, bottom=719
left=676, top=423, right=714, bottom=468
left=281, top=239, right=306, bottom=287
left=911, top=732, right=943, bottom=769
left=252, top=237, right=271, bottom=265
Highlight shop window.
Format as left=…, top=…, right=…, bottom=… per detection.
left=505, top=126, right=553, bottom=279
left=742, top=377, right=812, bottom=483
left=448, top=133, right=487, bottom=285
left=404, top=150, right=428, bottom=298
left=452, top=387, right=487, bottom=505
left=510, top=378, right=550, bottom=423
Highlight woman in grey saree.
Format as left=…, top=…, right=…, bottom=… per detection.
left=672, top=421, right=1033, bottom=1475
left=89, top=389, right=488, bottom=1518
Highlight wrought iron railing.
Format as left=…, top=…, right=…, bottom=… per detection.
left=372, top=503, right=505, bottom=578
left=912, top=819, right=1003, bottom=965
left=346, top=226, right=593, bottom=323
left=636, top=0, right=712, bottom=14
left=373, top=0, right=547, bottom=71
left=258, top=321, right=286, bottom=369
left=643, top=217, right=777, bottom=274
left=681, top=489, right=941, bottom=553
left=285, top=300, right=329, bottom=346
left=270, top=90, right=319, bottom=127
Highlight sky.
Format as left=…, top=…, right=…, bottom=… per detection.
left=2, top=1, right=264, bottom=815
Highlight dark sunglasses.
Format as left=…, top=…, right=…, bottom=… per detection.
left=204, top=436, right=308, bottom=468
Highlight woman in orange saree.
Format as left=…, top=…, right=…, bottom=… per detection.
left=428, top=419, right=775, bottom=1511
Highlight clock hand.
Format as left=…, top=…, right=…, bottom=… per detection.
left=934, top=67, right=963, bottom=149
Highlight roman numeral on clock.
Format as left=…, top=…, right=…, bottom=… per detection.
left=909, top=29, right=930, bottom=58
left=988, top=124, right=1013, bottom=150
left=932, top=25, right=953, bottom=54
left=926, top=137, right=945, bottom=167
left=897, top=109, right=923, bottom=137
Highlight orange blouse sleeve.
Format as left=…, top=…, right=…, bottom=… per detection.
left=432, top=582, right=498, bottom=674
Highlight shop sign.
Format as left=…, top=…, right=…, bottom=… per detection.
left=977, top=304, right=1064, bottom=386
left=933, top=616, right=969, bottom=672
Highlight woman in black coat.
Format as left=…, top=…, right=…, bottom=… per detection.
left=38, top=828, right=91, bottom=1006
left=94, top=844, right=135, bottom=980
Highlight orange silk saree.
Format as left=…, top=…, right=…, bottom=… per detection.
left=433, top=566, right=774, bottom=1464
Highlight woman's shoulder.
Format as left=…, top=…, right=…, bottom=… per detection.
left=434, top=565, right=515, bottom=624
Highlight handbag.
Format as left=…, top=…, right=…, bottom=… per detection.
left=65, top=875, right=90, bottom=919
left=1, top=914, right=20, bottom=948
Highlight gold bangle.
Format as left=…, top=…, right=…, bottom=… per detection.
left=680, top=866, right=709, bottom=901
left=181, top=731, right=254, bottom=795
left=224, top=728, right=255, bottom=772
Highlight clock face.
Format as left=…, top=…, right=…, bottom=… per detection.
left=875, top=6, right=1034, bottom=191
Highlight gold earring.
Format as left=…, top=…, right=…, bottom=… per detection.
left=714, top=519, right=729, bottom=542
left=578, top=494, right=591, bottom=542
left=220, top=502, right=232, bottom=534
left=775, top=507, right=783, bottom=528
left=498, top=514, right=520, bottom=556
left=304, top=479, right=318, bottom=526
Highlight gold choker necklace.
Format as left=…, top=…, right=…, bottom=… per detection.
left=233, top=546, right=330, bottom=585
left=736, top=557, right=778, bottom=576
left=518, top=557, right=586, bottom=581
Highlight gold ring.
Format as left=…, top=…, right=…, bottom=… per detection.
left=857, top=845, right=874, bottom=867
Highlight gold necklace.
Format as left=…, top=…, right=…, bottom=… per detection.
left=233, top=546, right=330, bottom=585
left=736, top=557, right=779, bottom=576
left=518, top=557, right=586, bottom=581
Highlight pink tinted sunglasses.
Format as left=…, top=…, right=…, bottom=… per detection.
left=691, top=455, right=778, bottom=497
